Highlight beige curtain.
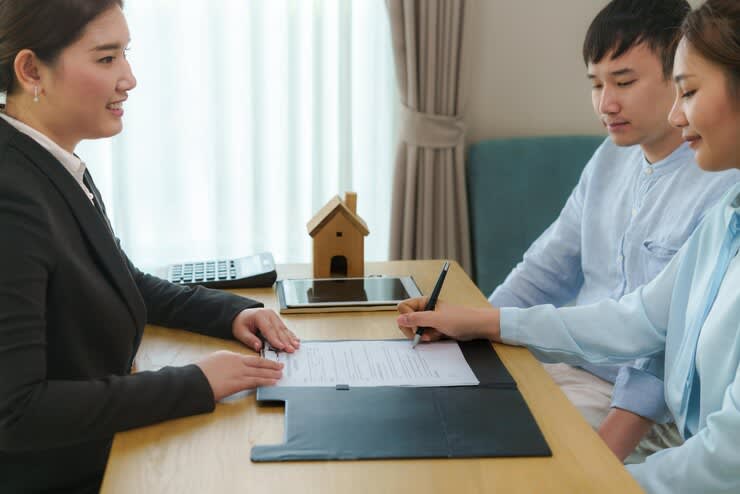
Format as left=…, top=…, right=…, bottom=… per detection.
left=385, top=0, right=474, bottom=274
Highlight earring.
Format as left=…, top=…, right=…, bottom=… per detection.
left=33, top=86, right=39, bottom=103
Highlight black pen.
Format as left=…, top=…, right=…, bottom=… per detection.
left=412, top=261, right=450, bottom=349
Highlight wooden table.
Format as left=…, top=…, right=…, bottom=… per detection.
left=101, top=260, right=643, bottom=493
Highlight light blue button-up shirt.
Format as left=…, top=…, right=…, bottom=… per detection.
left=500, top=184, right=740, bottom=494
left=490, top=138, right=740, bottom=422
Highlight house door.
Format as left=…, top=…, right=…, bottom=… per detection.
left=330, top=255, right=348, bottom=277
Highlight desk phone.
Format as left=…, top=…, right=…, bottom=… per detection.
left=166, top=252, right=277, bottom=289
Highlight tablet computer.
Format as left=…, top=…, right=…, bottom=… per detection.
left=275, top=276, right=422, bottom=313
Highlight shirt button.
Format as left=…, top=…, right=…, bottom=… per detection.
left=631, top=208, right=637, bottom=217
left=645, top=167, right=654, bottom=175
left=617, top=255, right=624, bottom=263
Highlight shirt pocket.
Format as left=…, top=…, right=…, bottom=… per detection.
left=641, top=240, right=680, bottom=281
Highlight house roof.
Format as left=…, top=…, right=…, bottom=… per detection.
left=307, top=195, right=369, bottom=237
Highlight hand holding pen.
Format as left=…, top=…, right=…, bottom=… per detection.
left=411, top=261, right=450, bottom=348
left=397, top=261, right=502, bottom=344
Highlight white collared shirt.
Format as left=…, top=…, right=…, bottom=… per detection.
left=0, top=111, right=94, bottom=203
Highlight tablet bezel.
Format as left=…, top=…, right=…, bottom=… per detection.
left=276, top=276, right=422, bottom=308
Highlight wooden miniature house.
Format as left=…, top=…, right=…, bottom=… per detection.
left=307, top=192, right=369, bottom=278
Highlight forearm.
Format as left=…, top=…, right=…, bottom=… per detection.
left=610, top=364, right=672, bottom=424
left=489, top=258, right=582, bottom=309
left=0, top=365, right=214, bottom=452
left=598, top=408, right=654, bottom=462
left=498, top=290, right=669, bottom=366
left=489, top=223, right=584, bottom=309
left=126, top=260, right=259, bottom=338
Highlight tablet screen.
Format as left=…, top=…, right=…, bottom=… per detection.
left=285, top=277, right=411, bottom=306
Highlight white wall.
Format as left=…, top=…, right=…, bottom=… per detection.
left=465, top=0, right=609, bottom=143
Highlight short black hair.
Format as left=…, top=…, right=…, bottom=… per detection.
left=583, top=0, right=691, bottom=79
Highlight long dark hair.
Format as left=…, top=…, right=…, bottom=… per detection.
left=682, top=0, right=740, bottom=98
left=0, top=0, right=124, bottom=95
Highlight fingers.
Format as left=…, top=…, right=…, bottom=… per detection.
left=398, top=325, right=416, bottom=340
left=241, top=364, right=283, bottom=381
left=414, top=329, right=444, bottom=342
left=236, top=355, right=283, bottom=389
left=245, top=377, right=281, bottom=388
left=258, top=312, right=299, bottom=353
left=243, top=355, right=283, bottom=371
left=397, top=298, right=438, bottom=341
left=396, top=310, right=437, bottom=330
left=197, top=351, right=286, bottom=400
left=235, top=309, right=301, bottom=353
left=397, top=297, right=428, bottom=315
left=397, top=321, right=444, bottom=343
left=238, top=329, right=263, bottom=351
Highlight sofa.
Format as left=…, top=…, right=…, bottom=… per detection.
left=467, top=135, right=605, bottom=297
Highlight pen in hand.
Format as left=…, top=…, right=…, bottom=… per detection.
left=412, top=261, right=450, bottom=349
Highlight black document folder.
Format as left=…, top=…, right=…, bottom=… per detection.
left=251, top=340, right=551, bottom=461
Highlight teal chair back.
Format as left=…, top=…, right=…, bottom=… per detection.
left=467, top=135, right=604, bottom=297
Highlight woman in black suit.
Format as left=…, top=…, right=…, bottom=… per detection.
left=0, top=1, right=299, bottom=491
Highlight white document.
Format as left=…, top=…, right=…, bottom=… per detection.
left=262, top=339, right=479, bottom=387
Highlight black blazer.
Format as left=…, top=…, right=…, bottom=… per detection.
left=0, top=118, right=261, bottom=492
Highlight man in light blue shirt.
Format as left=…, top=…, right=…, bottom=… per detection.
left=488, top=0, right=739, bottom=462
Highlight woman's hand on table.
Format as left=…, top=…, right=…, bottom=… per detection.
left=232, top=308, right=300, bottom=353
